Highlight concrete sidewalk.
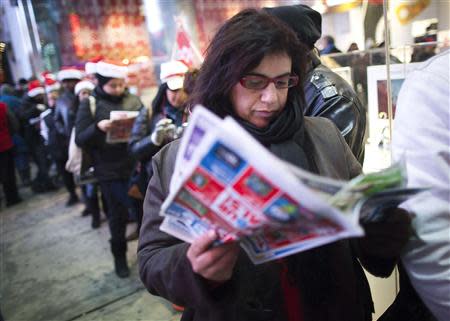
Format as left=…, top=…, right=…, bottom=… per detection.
left=0, top=187, right=181, bottom=321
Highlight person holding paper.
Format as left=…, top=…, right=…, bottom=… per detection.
left=138, top=9, right=410, bottom=321
left=129, top=60, right=189, bottom=190
left=75, top=61, right=143, bottom=278
left=128, top=61, right=191, bottom=244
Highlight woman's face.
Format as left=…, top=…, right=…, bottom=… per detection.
left=78, top=89, right=92, bottom=101
left=103, top=78, right=126, bottom=96
left=230, top=53, right=292, bottom=128
left=166, top=88, right=187, bottom=108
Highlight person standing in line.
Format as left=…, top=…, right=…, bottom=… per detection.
left=128, top=60, right=189, bottom=231
left=75, top=61, right=143, bottom=278
left=138, top=9, right=411, bottom=321
left=264, top=5, right=367, bottom=164
left=18, top=79, right=56, bottom=193
left=0, top=84, right=31, bottom=186
left=0, top=101, right=21, bottom=207
left=40, top=76, right=63, bottom=176
left=383, top=50, right=449, bottom=321
left=54, top=67, right=84, bottom=206
left=74, top=79, right=103, bottom=229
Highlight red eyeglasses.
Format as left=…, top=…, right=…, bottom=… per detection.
left=239, top=74, right=299, bottom=90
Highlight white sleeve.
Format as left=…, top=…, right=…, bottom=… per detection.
left=392, top=52, right=450, bottom=321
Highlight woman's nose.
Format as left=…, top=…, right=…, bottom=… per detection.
left=260, top=82, right=278, bottom=104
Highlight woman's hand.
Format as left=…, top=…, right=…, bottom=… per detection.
left=187, top=230, right=240, bottom=283
left=97, top=119, right=113, bottom=132
left=359, top=207, right=412, bottom=259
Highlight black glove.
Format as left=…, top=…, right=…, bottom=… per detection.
left=356, top=207, right=412, bottom=277
left=359, top=207, right=412, bottom=258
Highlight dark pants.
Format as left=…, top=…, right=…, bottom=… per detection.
left=0, top=148, right=20, bottom=205
left=55, top=158, right=76, bottom=196
left=29, top=141, right=51, bottom=184
left=99, top=179, right=131, bottom=252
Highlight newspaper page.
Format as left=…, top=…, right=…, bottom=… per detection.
left=159, top=106, right=422, bottom=264
left=170, top=105, right=223, bottom=192
left=106, top=110, right=139, bottom=143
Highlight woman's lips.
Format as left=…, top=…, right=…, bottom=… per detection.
left=254, top=110, right=276, bottom=118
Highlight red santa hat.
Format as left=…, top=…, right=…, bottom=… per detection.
left=160, top=60, right=189, bottom=90
left=95, top=61, right=128, bottom=79
left=85, top=56, right=104, bottom=75
left=27, top=79, right=45, bottom=97
left=45, top=77, right=61, bottom=93
left=39, top=71, right=56, bottom=82
left=57, top=66, right=84, bottom=81
left=74, top=80, right=95, bottom=96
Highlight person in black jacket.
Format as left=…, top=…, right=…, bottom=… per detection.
left=265, top=4, right=367, bottom=164
left=18, top=80, right=56, bottom=193
left=54, top=67, right=84, bottom=205
left=40, top=77, right=63, bottom=178
left=75, top=61, right=143, bottom=278
left=129, top=61, right=189, bottom=190
left=127, top=61, right=190, bottom=242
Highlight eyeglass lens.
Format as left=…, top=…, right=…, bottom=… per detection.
left=241, top=75, right=298, bottom=90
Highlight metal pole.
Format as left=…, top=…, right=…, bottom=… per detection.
left=383, top=0, right=399, bottom=295
left=383, top=0, right=393, bottom=163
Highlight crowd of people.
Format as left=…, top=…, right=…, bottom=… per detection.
left=0, top=4, right=447, bottom=321
left=0, top=58, right=195, bottom=279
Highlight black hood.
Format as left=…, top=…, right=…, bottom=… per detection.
left=264, top=5, right=322, bottom=49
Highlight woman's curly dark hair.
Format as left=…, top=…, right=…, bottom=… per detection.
left=188, top=8, right=308, bottom=117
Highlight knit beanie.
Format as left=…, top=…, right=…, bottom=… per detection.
left=264, top=5, right=322, bottom=49
left=95, top=73, right=114, bottom=88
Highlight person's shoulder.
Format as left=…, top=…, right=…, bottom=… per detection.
left=312, top=64, right=356, bottom=95
left=154, top=139, right=180, bottom=163
left=415, top=50, right=449, bottom=80
left=304, top=116, right=337, bottom=132
left=304, top=116, right=345, bottom=150
left=152, top=139, right=180, bottom=184
left=123, top=92, right=144, bottom=109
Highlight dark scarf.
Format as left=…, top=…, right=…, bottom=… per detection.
left=93, top=85, right=124, bottom=104
left=234, top=96, right=311, bottom=172
left=236, top=96, right=338, bottom=316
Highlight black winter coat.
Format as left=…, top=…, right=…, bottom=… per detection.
left=75, top=88, right=143, bottom=182
left=304, top=56, right=367, bottom=163
left=54, top=90, right=78, bottom=146
left=18, top=95, right=45, bottom=145
left=42, top=108, right=66, bottom=161
left=128, top=102, right=188, bottom=176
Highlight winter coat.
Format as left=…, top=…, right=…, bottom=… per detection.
left=54, top=90, right=78, bottom=147
left=138, top=117, right=396, bottom=321
left=18, top=95, right=45, bottom=145
left=128, top=101, right=188, bottom=176
left=304, top=56, right=366, bottom=163
left=75, top=87, right=143, bottom=182
left=42, top=108, right=66, bottom=161
left=0, top=102, right=15, bottom=152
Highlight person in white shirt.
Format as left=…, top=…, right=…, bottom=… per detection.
left=391, top=50, right=450, bottom=321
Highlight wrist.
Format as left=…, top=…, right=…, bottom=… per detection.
left=150, top=131, right=163, bottom=146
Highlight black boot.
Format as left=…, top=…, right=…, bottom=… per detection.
left=66, top=193, right=80, bottom=206
left=91, top=211, right=100, bottom=229
left=111, top=241, right=129, bottom=278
